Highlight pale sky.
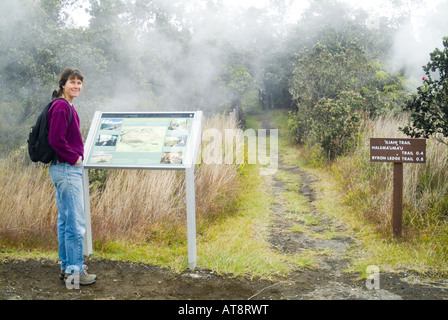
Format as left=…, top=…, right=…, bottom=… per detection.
left=68, top=0, right=444, bottom=27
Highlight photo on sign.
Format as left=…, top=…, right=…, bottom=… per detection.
left=161, top=152, right=183, bottom=164
left=168, top=119, right=192, bottom=131
left=100, top=119, right=123, bottom=131
left=88, top=151, right=114, bottom=164
left=95, top=134, right=118, bottom=147
left=164, top=134, right=188, bottom=148
left=116, top=127, right=167, bottom=152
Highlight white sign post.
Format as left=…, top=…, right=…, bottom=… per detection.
left=185, top=167, right=197, bottom=270
left=82, top=111, right=203, bottom=270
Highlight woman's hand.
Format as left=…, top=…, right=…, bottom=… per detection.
left=75, top=156, right=83, bottom=166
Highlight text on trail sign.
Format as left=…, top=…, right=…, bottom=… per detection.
left=370, top=138, right=426, bottom=164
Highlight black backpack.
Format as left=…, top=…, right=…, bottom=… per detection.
left=27, top=98, right=72, bottom=164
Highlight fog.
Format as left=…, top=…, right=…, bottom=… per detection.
left=0, top=0, right=447, bottom=152
left=60, top=0, right=448, bottom=100
left=389, top=0, right=448, bottom=80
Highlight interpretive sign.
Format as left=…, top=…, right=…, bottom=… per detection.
left=84, top=112, right=202, bottom=170
left=370, top=137, right=426, bottom=238
left=370, top=138, right=426, bottom=163
left=82, top=111, right=203, bottom=270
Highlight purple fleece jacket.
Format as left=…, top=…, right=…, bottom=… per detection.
left=47, top=99, right=84, bottom=166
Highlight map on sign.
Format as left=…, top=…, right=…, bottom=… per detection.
left=370, top=138, right=426, bottom=164
left=84, top=112, right=202, bottom=169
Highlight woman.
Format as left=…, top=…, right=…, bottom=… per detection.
left=47, top=68, right=97, bottom=286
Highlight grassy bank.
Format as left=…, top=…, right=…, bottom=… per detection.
left=0, top=114, right=242, bottom=265
left=2, top=109, right=447, bottom=278
left=334, top=114, right=448, bottom=276
left=274, top=110, right=448, bottom=277
left=0, top=112, right=310, bottom=278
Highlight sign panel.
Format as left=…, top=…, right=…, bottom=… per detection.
left=370, top=138, right=426, bottom=164
left=83, top=112, right=202, bottom=170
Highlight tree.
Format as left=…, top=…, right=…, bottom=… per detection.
left=286, top=17, right=406, bottom=159
left=289, top=40, right=370, bottom=106
left=308, top=90, right=363, bottom=159
left=400, top=37, right=448, bottom=145
left=0, top=0, right=64, bottom=152
left=287, top=39, right=369, bottom=149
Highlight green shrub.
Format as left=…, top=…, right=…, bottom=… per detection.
left=288, top=90, right=364, bottom=160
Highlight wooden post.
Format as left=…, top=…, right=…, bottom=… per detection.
left=392, top=162, right=403, bottom=237
left=370, top=138, right=426, bottom=237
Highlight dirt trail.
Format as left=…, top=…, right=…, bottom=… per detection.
left=260, top=155, right=401, bottom=300
left=1, top=112, right=447, bottom=301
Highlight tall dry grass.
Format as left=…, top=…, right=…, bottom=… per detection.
left=0, top=159, right=58, bottom=248
left=334, top=113, right=448, bottom=236
left=0, top=113, right=244, bottom=249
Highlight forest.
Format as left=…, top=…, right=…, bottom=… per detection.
left=0, top=0, right=447, bottom=280
left=1, top=0, right=445, bottom=153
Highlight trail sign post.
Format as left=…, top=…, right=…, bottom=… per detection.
left=82, top=111, right=203, bottom=270
left=370, top=138, right=426, bottom=237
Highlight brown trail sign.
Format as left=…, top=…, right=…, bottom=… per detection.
left=370, top=138, right=426, bottom=164
left=370, top=138, right=426, bottom=237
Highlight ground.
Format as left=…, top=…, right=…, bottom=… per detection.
left=1, top=113, right=447, bottom=301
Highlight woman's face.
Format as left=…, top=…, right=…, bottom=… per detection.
left=62, top=76, right=83, bottom=102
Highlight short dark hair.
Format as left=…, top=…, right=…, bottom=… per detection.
left=52, top=68, right=84, bottom=99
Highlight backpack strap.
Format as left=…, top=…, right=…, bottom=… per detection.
left=67, top=104, right=73, bottom=127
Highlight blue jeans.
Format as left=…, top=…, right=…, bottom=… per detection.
left=49, top=162, right=85, bottom=272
